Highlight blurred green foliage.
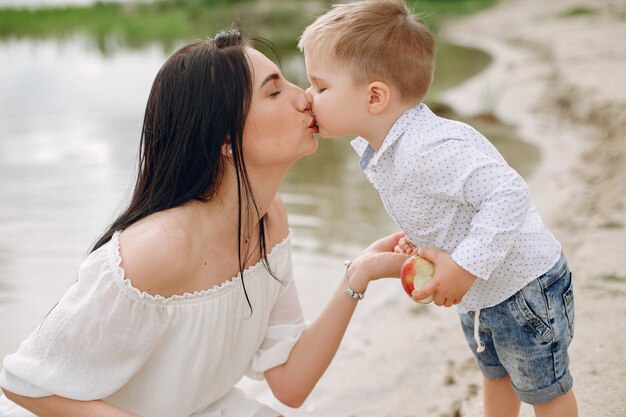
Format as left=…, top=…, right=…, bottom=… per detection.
left=0, top=0, right=496, bottom=54
left=558, top=6, right=598, bottom=18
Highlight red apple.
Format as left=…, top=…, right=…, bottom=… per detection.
left=400, top=255, right=435, bottom=304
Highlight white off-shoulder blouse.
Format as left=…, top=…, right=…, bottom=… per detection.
left=0, top=231, right=306, bottom=417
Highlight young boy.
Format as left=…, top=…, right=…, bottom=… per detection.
left=298, top=1, right=577, bottom=416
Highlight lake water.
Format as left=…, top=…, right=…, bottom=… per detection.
left=0, top=33, right=539, bottom=415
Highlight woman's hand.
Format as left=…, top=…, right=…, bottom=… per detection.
left=348, top=232, right=411, bottom=292
left=264, top=231, right=411, bottom=407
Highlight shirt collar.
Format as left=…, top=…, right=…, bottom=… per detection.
left=350, top=103, right=425, bottom=171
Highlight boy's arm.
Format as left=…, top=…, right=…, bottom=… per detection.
left=448, top=142, right=530, bottom=280
left=411, top=138, right=530, bottom=304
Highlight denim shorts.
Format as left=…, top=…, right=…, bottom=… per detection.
left=459, top=253, right=575, bottom=404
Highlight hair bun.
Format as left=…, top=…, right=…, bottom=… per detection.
left=214, top=28, right=244, bottom=49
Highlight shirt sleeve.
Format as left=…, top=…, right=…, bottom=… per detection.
left=0, top=245, right=171, bottom=400
left=417, top=137, right=530, bottom=280
left=245, top=249, right=307, bottom=380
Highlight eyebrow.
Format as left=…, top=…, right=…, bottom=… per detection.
left=259, top=73, right=280, bottom=89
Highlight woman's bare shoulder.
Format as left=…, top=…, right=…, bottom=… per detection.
left=117, top=212, right=193, bottom=296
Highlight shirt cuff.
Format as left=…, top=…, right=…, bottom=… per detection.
left=451, top=235, right=504, bottom=281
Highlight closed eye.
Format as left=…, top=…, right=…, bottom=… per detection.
left=318, top=88, right=326, bottom=93
left=269, top=90, right=281, bottom=97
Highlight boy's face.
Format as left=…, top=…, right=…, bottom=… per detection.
left=304, top=51, right=367, bottom=138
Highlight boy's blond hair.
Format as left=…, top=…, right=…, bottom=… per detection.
left=299, top=0, right=435, bottom=104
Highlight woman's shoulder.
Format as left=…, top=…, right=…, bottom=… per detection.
left=117, top=213, right=193, bottom=297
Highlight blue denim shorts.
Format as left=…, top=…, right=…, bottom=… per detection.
left=459, top=253, right=575, bottom=404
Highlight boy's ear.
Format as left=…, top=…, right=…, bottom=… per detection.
left=366, top=81, right=391, bottom=115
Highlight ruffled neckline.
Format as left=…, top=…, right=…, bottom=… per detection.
left=107, top=230, right=292, bottom=304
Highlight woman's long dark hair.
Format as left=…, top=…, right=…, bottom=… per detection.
left=91, top=29, right=275, bottom=312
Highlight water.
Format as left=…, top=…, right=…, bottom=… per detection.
left=0, top=34, right=539, bottom=414
left=0, top=37, right=167, bottom=353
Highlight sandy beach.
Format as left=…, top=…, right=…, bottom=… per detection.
left=283, top=0, right=626, bottom=416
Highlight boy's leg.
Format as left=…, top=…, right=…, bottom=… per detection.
left=534, top=390, right=577, bottom=417
left=461, top=253, right=577, bottom=416
left=483, top=375, right=520, bottom=417
left=459, top=313, right=518, bottom=416
left=488, top=254, right=576, bottom=412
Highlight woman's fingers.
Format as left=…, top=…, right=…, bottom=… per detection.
left=368, top=231, right=406, bottom=252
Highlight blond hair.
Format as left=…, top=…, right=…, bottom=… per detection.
left=299, top=0, right=435, bottom=103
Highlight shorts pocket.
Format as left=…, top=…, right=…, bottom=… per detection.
left=513, top=286, right=553, bottom=342
left=562, top=275, right=575, bottom=339
left=541, top=263, right=568, bottom=289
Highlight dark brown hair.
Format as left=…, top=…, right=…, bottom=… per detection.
left=92, top=29, right=276, bottom=311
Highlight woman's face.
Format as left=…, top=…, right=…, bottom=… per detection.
left=242, top=48, right=319, bottom=170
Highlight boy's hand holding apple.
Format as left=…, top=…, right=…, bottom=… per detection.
left=409, top=248, right=477, bottom=307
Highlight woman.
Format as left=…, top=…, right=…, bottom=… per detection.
left=0, top=30, right=408, bottom=416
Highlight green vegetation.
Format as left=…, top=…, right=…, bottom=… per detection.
left=601, top=273, right=626, bottom=283
left=0, top=0, right=496, bottom=54
left=413, top=0, right=498, bottom=26
left=601, top=221, right=624, bottom=229
left=559, top=6, right=598, bottom=18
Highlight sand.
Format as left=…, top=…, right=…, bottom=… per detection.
left=440, top=1, right=626, bottom=415
left=279, top=0, right=626, bottom=416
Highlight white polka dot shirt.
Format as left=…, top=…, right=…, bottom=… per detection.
left=351, top=104, right=561, bottom=313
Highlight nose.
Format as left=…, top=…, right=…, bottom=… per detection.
left=304, top=87, right=313, bottom=104
left=292, top=84, right=311, bottom=112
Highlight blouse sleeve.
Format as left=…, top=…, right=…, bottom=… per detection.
left=245, top=245, right=307, bottom=380
left=0, top=242, right=171, bottom=400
